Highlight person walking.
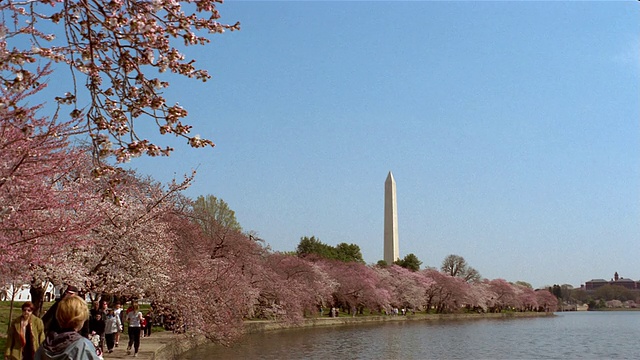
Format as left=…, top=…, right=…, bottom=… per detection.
left=143, top=309, right=153, bottom=338
left=42, top=286, right=89, bottom=338
left=103, top=309, right=121, bottom=354
left=99, top=301, right=109, bottom=316
left=125, top=302, right=143, bottom=357
left=112, top=302, right=124, bottom=348
left=4, top=302, right=45, bottom=360
left=34, top=295, right=99, bottom=360
left=88, top=301, right=100, bottom=321
left=88, top=312, right=105, bottom=356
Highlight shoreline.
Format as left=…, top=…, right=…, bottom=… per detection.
left=243, top=311, right=555, bottom=333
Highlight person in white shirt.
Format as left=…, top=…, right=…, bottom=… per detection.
left=125, top=302, right=143, bottom=357
left=112, top=302, right=123, bottom=348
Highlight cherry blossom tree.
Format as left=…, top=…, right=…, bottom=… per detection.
left=422, top=269, right=470, bottom=313
left=486, top=279, right=519, bottom=312
left=168, top=224, right=259, bottom=344
left=319, top=260, right=389, bottom=314
left=0, top=68, right=102, bottom=312
left=161, top=205, right=273, bottom=344
left=375, top=265, right=433, bottom=311
left=260, top=253, right=336, bottom=322
left=1, top=0, right=240, bottom=168
left=373, top=266, right=404, bottom=311
left=465, top=281, right=495, bottom=313
left=48, top=171, right=192, bottom=302
left=515, top=284, right=539, bottom=312
left=534, top=289, right=558, bottom=312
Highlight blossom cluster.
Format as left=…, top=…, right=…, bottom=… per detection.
left=1, top=0, right=238, bottom=169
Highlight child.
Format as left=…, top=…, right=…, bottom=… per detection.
left=143, top=309, right=154, bottom=337
left=89, top=312, right=106, bottom=355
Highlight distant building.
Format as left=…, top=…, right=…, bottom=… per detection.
left=582, top=272, right=639, bottom=291
left=583, top=279, right=609, bottom=291
left=0, top=282, right=59, bottom=302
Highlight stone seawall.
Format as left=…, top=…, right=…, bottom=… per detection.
left=243, top=312, right=555, bottom=333
left=154, top=333, right=209, bottom=360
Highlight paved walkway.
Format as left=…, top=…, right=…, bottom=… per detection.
left=102, top=331, right=176, bottom=360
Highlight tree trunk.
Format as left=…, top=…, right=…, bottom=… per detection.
left=29, top=281, right=46, bottom=317
left=7, top=282, right=16, bottom=334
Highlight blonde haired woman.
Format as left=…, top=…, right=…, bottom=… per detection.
left=4, top=301, right=45, bottom=360
left=35, top=296, right=99, bottom=360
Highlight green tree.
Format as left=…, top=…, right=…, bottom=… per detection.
left=560, top=284, right=575, bottom=302
left=593, top=285, right=635, bottom=302
left=570, top=288, right=588, bottom=303
left=191, top=195, right=242, bottom=258
left=296, top=236, right=334, bottom=259
left=335, top=243, right=365, bottom=264
left=296, top=236, right=364, bottom=263
left=440, top=254, right=481, bottom=282
left=192, top=195, right=242, bottom=235
left=394, top=253, right=422, bottom=272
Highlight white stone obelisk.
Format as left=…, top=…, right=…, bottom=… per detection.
left=384, top=171, right=399, bottom=264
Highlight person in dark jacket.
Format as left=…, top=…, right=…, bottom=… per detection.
left=88, top=313, right=105, bottom=354
left=143, top=309, right=153, bottom=338
left=35, top=295, right=99, bottom=360
left=41, top=286, right=89, bottom=338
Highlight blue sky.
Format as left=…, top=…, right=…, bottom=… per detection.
left=112, top=1, right=640, bottom=289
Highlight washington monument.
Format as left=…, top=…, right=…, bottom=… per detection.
left=384, top=171, right=399, bottom=264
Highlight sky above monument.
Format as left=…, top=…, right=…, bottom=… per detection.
left=122, top=1, right=639, bottom=289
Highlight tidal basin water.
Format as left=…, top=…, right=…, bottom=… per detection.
left=182, top=312, right=640, bottom=359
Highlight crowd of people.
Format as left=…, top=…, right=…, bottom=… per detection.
left=4, top=285, right=156, bottom=360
